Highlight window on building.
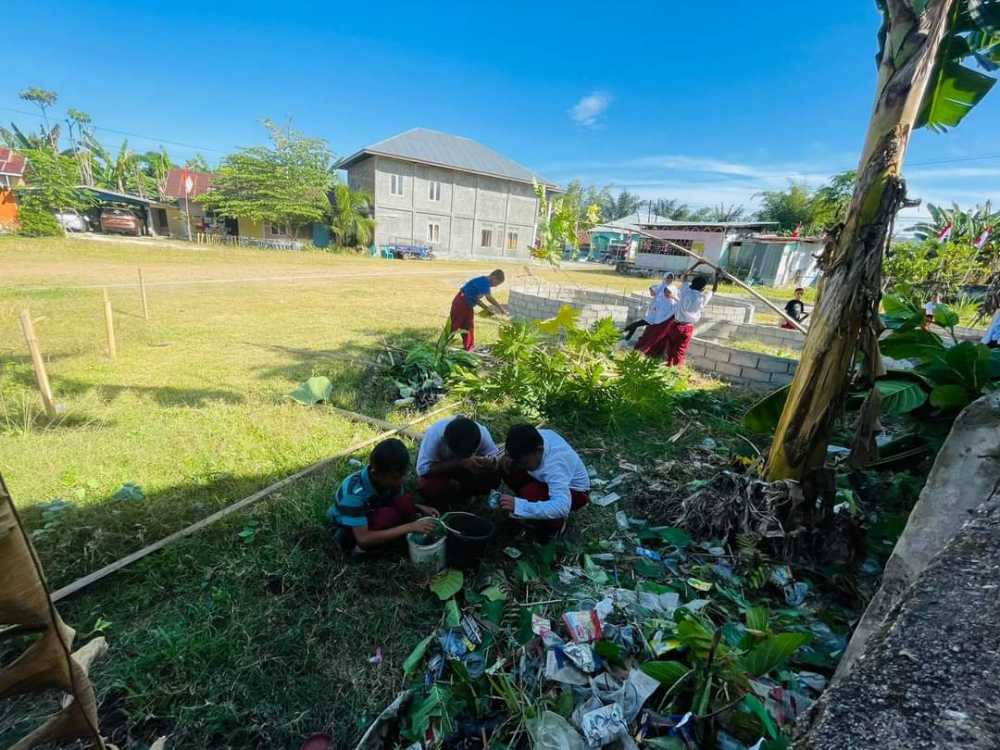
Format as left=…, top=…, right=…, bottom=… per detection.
left=428, top=181, right=441, bottom=201
left=269, top=223, right=288, bottom=236
left=481, top=229, right=493, bottom=248
left=390, top=174, right=404, bottom=196
left=506, top=231, right=518, bottom=250
left=427, top=222, right=440, bottom=243
left=495, top=229, right=503, bottom=249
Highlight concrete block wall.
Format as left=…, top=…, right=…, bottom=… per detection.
left=696, top=319, right=805, bottom=352
left=685, top=338, right=798, bottom=390
left=508, top=288, right=629, bottom=327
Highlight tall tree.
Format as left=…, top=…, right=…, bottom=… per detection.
left=329, top=181, right=375, bottom=248
left=184, top=153, right=211, bottom=172
left=602, top=189, right=643, bottom=220
left=18, top=87, right=58, bottom=138
left=702, top=203, right=747, bottom=222
left=533, top=181, right=600, bottom=264
left=649, top=198, right=694, bottom=221
left=755, top=183, right=817, bottom=232
left=65, top=108, right=94, bottom=186
left=197, top=120, right=334, bottom=235
left=766, top=0, right=1000, bottom=481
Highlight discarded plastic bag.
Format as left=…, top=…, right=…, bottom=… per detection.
left=580, top=702, right=628, bottom=747
left=527, top=711, right=587, bottom=750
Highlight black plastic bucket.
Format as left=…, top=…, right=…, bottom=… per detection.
left=444, top=512, right=495, bottom=568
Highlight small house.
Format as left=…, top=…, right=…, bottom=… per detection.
left=634, top=220, right=778, bottom=274
left=589, top=211, right=675, bottom=259
left=725, top=234, right=824, bottom=287
left=0, top=148, right=27, bottom=229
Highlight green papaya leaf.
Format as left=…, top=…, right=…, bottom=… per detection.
left=933, top=303, right=960, bottom=329
left=289, top=376, right=333, bottom=405
left=739, top=632, right=811, bottom=676
left=875, top=378, right=929, bottom=415
left=929, top=383, right=973, bottom=409
left=429, top=569, right=464, bottom=600
left=743, top=385, right=790, bottom=433
left=640, top=660, right=690, bottom=687
left=537, top=304, right=581, bottom=335
left=402, top=634, right=434, bottom=675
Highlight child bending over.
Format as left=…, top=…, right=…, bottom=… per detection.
left=327, top=438, right=439, bottom=554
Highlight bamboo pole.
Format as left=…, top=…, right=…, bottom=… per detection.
left=650, top=235, right=808, bottom=334
left=49, top=405, right=450, bottom=603
left=138, top=268, right=149, bottom=320
left=18, top=310, right=57, bottom=419
left=102, top=289, right=117, bottom=359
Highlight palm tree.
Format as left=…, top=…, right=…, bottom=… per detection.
left=602, top=190, right=643, bottom=220
left=650, top=198, right=693, bottom=220
left=766, top=0, right=1000, bottom=481
left=702, top=203, right=747, bottom=222
left=329, top=182, right=375, bottom=249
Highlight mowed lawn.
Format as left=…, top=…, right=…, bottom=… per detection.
left=1, top=236, right=698, bottom=748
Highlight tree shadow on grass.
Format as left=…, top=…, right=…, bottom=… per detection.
left=0, top=454, right=448, bottom=749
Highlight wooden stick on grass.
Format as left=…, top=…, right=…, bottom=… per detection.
left=18, top=310, right=57, bottom=419
left=49, top=404, right=452, bottom=603
left=102, top=288, right=117, bottom=359
left=138, top=268, right=150, bottom=320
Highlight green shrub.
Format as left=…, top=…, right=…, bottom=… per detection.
left=16, top=199, right=63, bottom=237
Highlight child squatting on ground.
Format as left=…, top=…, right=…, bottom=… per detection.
left=327, top=439, right=440, bottom=554
left=449, top=269, right=508, bottom=351
left=416, top=415, right=501, bottom=510
left=498, top=424, right=590, bottom=535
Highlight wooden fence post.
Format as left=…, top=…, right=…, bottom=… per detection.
left=102, top=289, right=117, bottom=360
left=18, top=310, right=57, bottom=419
left=137, top=268, right=150, bottom=320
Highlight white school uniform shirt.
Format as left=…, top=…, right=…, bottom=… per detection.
left=514, top=429, right=591, bottom=521
left=924, top=301, right=939, bottom=316
left=645, top=282, right=679, bottom=325
left=416, top=417, right=498, bottom=477
left=981, top=309, right=1000, bottom=346
left=674, top=282, right=713, bottom=324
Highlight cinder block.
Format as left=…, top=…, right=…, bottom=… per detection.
left=715, top=362, right=742, bottom=377
left=729, top=351, right=760, bottom=368
left=740, top=367, right=772, bottom=383
left=770, top=372, right=794, bottom=386
left=757, top=357, right=793, bottom=373
left=706, top=346, right=731, bottom=363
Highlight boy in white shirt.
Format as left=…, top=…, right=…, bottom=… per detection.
left=416, top=416, right=500, bottom=509
left=498, top=424, right=590, bottom=534
left=981, top=308, right=1000, bottom=348
left=663, top=262, right=720, bottom=366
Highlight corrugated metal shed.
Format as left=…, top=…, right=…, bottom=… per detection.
left=335, top=128, right=559, bottom=189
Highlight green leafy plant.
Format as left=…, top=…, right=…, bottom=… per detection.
left=385, top=320, right=478, bottom=408
left=429, top=569, right=464, bottom=600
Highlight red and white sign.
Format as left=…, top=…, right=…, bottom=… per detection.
left=975, top=227, right=992, bottom=249
left=937, top=223, right=954, bottom=242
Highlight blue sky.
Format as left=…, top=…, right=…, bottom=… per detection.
left=5, top=0, right=1000, bottom=227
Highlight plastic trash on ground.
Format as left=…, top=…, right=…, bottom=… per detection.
left=527, top=711, right=587, bottom=750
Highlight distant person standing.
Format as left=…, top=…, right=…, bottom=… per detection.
left=923, top=292, right=943, bottom=330
left=449, top=269, right=507, bottom=351
left=662, top=262, right=719, bottom=367
left=782, top=287, right=809, bottom=329
left=627, top=276, right=679, bottom=358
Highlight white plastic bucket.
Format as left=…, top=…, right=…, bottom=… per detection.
left=407, top=520, right=446, bottom=574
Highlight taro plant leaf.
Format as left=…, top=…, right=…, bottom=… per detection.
left=745, top=606, right=770, bottom=635
left=429, top=569, right=464, bottom=600
left=743, top=694, right=779, bottom=740
left=881, top=293, right=925, bottom=331
left=880, top=328, right=945, bottom=361
left=743, top=385, right=790, bottom=433
left=289, top=376, right=333, bottom=405
left=929, top=383, right=973, bottom=409
left=640, top=660, right=690, bottom=688
left=739, top=632, right=812, bottom=676
left=444, top=598, right=461, bottom=628
left=650, top=526, right=692, bottom=548
left=402, top=633, right=434, bottom=675
left=875, top=378, right=929, bottom=415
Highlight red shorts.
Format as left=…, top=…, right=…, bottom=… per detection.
left=449, top=292, right=475, bottom=351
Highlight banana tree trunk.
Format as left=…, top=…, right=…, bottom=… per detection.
left=766, top=0, right=957, bottom=480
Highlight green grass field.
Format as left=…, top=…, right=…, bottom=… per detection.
left=1, top=236, right=755, bottom=748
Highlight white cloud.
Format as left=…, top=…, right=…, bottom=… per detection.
left=569, top=91, right=612, bottom=127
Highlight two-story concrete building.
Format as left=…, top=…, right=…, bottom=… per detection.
left=336, top=128, right=559, bottom=258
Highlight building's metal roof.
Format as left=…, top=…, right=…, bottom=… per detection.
left=77, top=186, right=153, bottom=206
left=639, top=220, right=778, bottom=230
left=164, top=168, right=214, bottom=199
left=335, top=128, right=560, bottom=190
left=593, top=211, right=677, bottom=232
left=0, top=147, right=26, bottom=177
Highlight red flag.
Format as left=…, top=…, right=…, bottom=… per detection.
left=180, top=167, right=194, bottom=196
left=975, top=226, right=992, bottom=249
left=790, top=224, right=802, bottom=240
left=936, top=223, right=954, bottom=242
